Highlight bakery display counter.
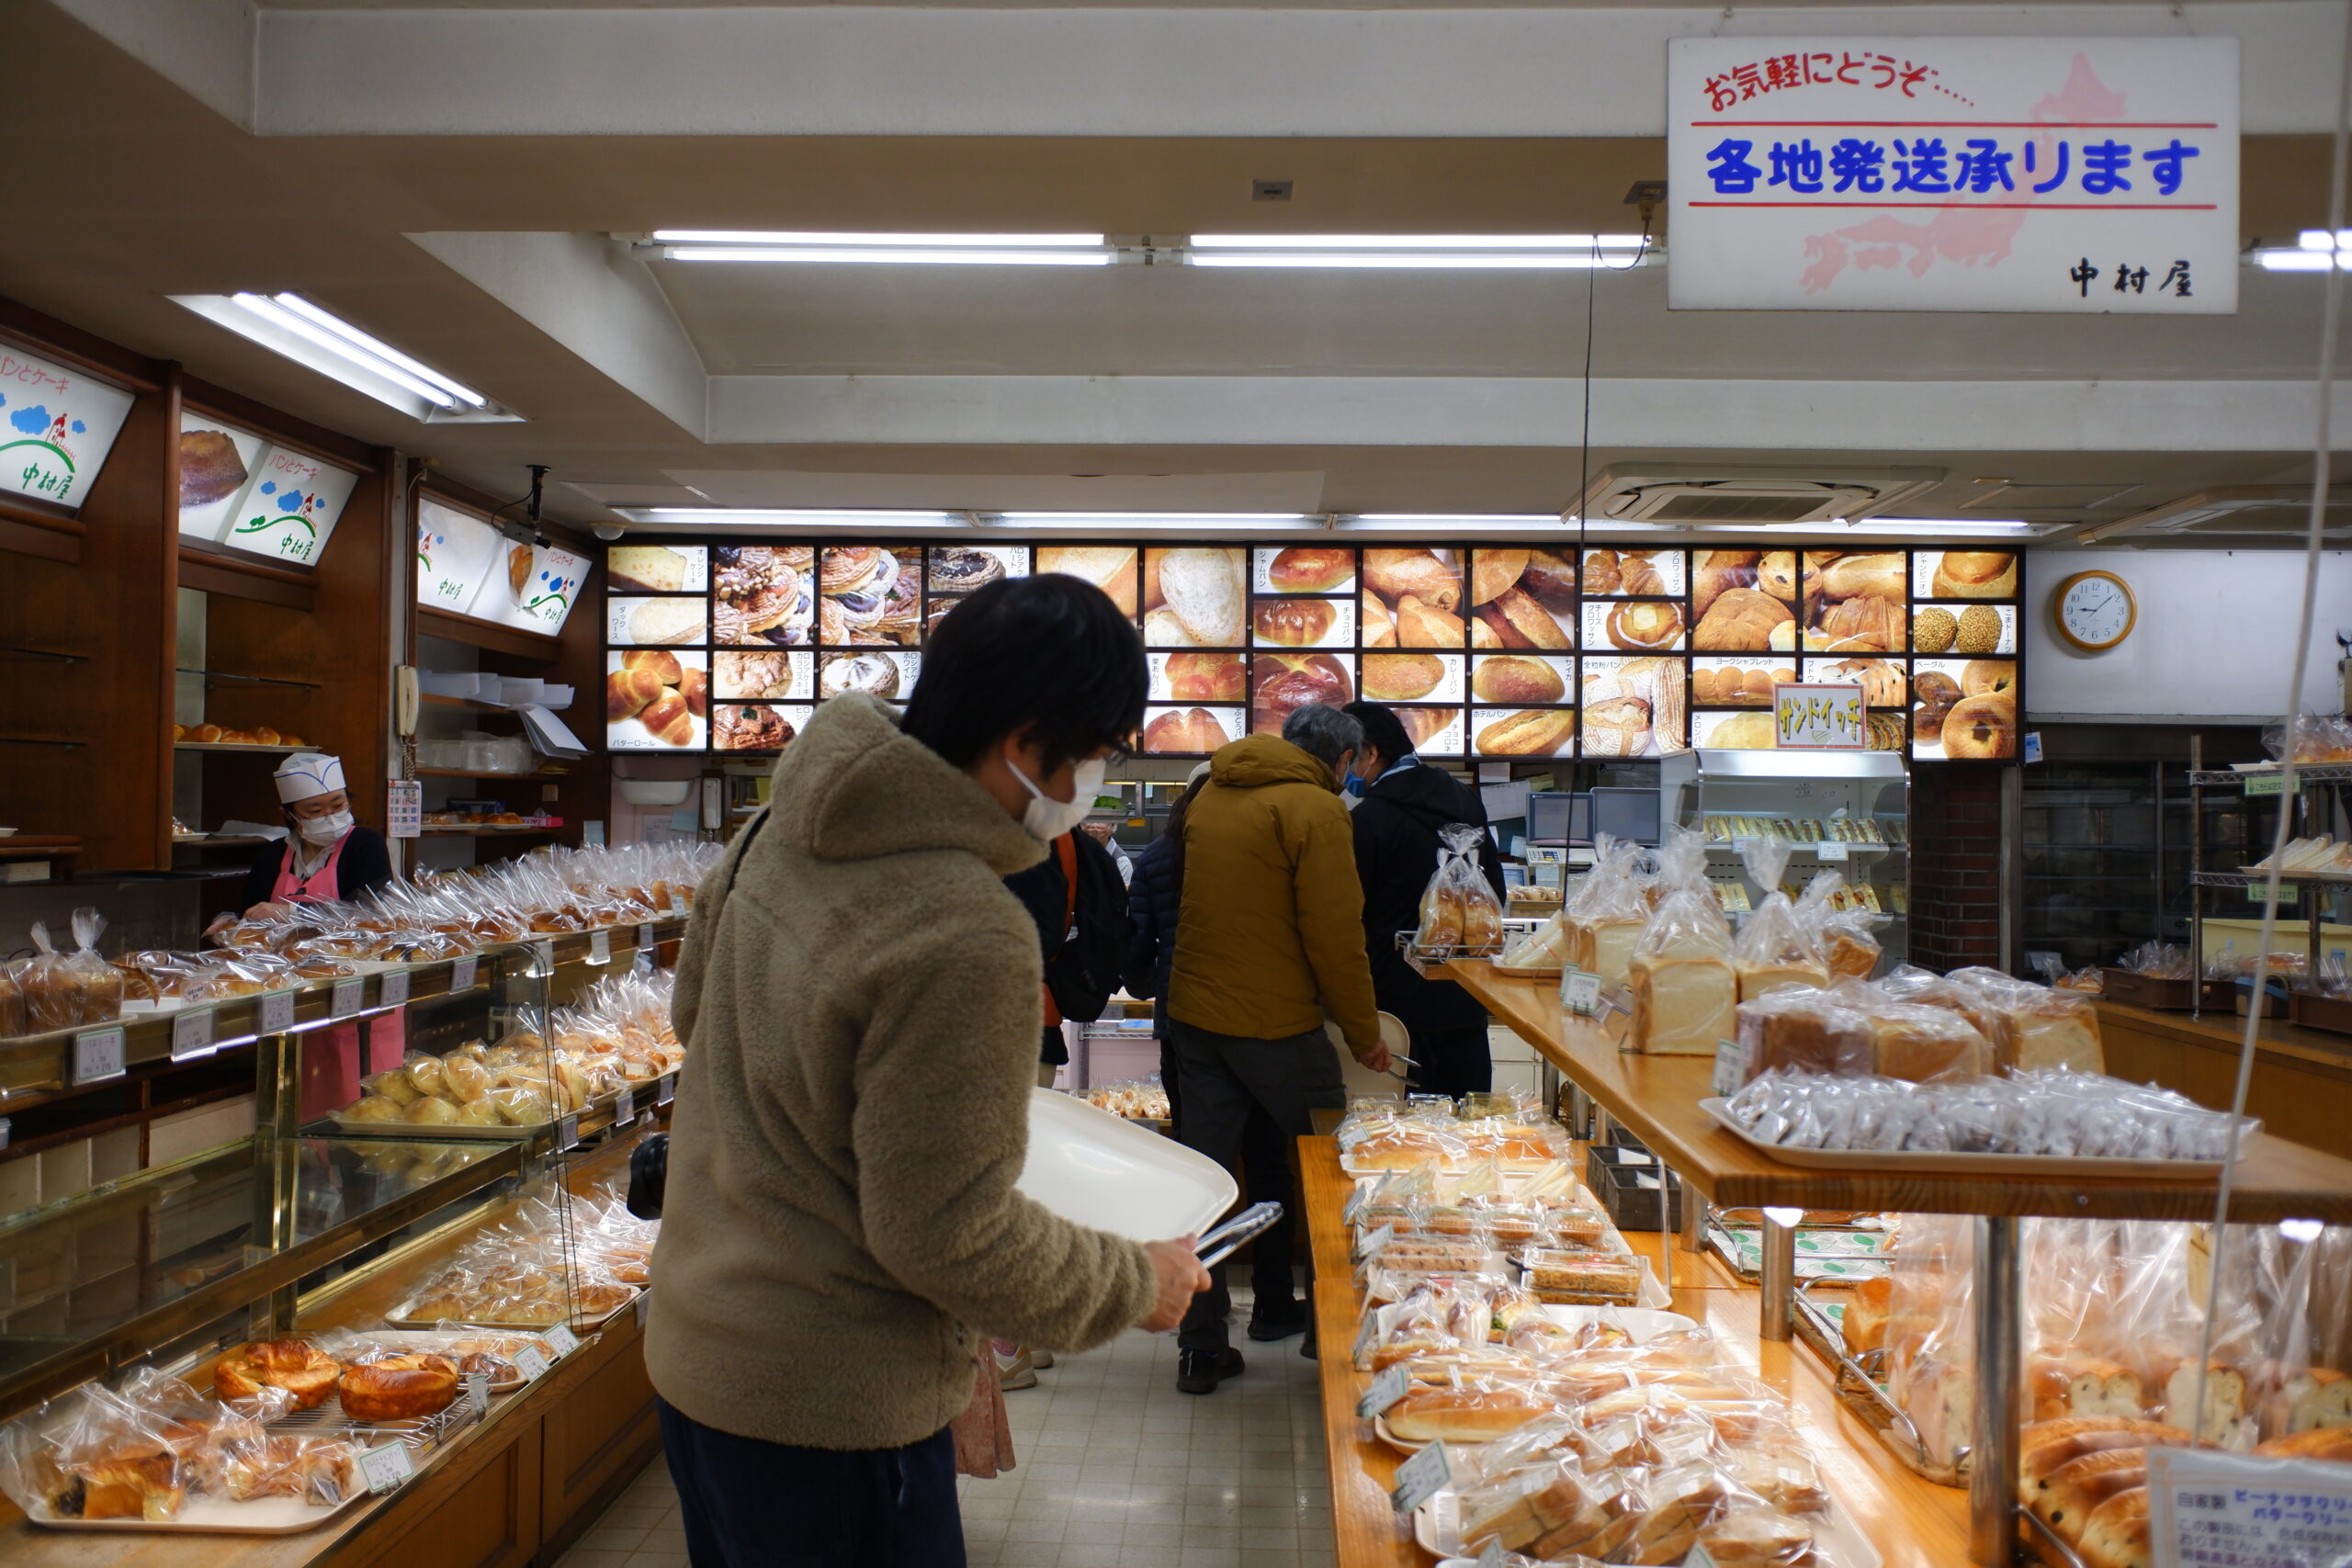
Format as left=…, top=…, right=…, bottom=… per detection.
left=1446, top=960, right=2352, bottom=1224
left=2095, top=998, right=2352, bottom=1158
left=1302, top=1134, right=1970, bottom=1568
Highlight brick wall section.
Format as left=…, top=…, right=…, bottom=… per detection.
left=1909, top=762, right=2006, bottom=973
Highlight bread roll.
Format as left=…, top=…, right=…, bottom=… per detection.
left=605, top=666, right=665, bottom=722
left=1472, top=656, right=1565, bottom=705
left=1037, top=547, right=1138, bottom=614
left=1251, top=653, right=1352, bottom=729
left=1705, top=710, right=1777, bottom=750
left=1693, top=588, right=1792, bottom=651
left=1476, top=708, right=1575, bottom=757
left=639, top=692, right=695, bottom=747
left=1142, top=606, right=1194, bottom=647
left=1267, top=547, right=1351, bottom=592
left=1581, top=695, right=1652, bottom=758
left=1521, top=549, right=1577, bottom=605
left=1757, top=551, right=1808, bottom=603
left=623, top=649, right=683, bottom=684
left=2019, top=1418, right=2188, bottom=1506
left=1361, top=592, right=1396, bottom=648
left=1363, top=549, right=1461, bottom=612
left=1397, top=707, right=1457, bottom=749
left=1166, top=651, right=1245, bottom=702
left=1394, top=595, right=1465, bottom=648
left=1363, top=653, right=1444, bottom=701
left=1158, top=548, right=1246, bottom=645
left=339, top=1354, right=459, bottom=1422
left=1385, top=1385, right=1554, bottom=1442
left=1487, top=586, right=1572, bottom=650
left=1470, top=548, right=1530, bottom=605
left=1691, top=550, right=1760, bottom=620
left=214, top=1340, right=342, bottom=1411
left=2078, top=1489, right=2151, bottom=1568
left=1252, top=598, right=1335, bottom=647
left=1144, top=708, right=1229, bottom=754
left=2254, top=1426, right=2352, bottom=1461
left=2037, top=1449, right=2150, bottom=1536
left=1933, top=551, right=2018, bottom=599
left=1820, top=553, right=1906, bottom=603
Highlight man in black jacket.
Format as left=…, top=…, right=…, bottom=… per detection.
left=1006, top=826, right=1130, bottom=1087
left=1341, top=702, right=1509, bottom=1099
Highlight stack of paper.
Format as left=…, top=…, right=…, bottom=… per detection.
left=519, top=705, right=588, bottom=761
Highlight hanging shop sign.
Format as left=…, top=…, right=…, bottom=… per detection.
left=414, top=493, right=586, bottom=636
left=415, top=494, right=506, bottom=615
left=178, top=412, right=359, bottom=566
left=0, top=341, right=135, bottom=513
left=1667, top=37, right=2238, bottom=313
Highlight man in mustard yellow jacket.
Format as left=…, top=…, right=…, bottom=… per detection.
left=1166, top=704, right=1390, bottom=1392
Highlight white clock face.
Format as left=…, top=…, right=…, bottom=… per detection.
left=2063, top=576, right=2132, bottom=647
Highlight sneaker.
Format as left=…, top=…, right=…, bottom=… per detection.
left=1299, top=1333, right=1318, bottom=1361
left=1246, top=1303, right=1308, bottom=1343
left=1176, top=1346, right=1245, bottom=1395
left=994, top=1348, right=1037, bottom=1391
left=1031, top=1350, right=1055, bottom=1370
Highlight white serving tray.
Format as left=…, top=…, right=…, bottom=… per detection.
left=385, top=1283, right=638, bottom=1333
left=1417, top=1476, right=1883, bottom=1568
left=1018, top=1088, right=1237, bottom=1242
left=36, top=1488, right=369, bottom=1535
left=1700, top=1097, right=2230, bottom=1179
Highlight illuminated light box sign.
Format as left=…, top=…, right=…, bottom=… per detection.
left=177, top=412, right=360, bottom=566
left=415, top=491, right=587, bottom=637
left=0, top=343, right=135, bottom=512
left=1667, top=36, right=2239, bottom=312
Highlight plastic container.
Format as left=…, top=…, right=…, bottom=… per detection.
left=1585, top=1139, right=1683, bottom=1231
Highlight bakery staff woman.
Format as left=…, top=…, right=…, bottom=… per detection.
left=205, top=752, right=395, bottom=931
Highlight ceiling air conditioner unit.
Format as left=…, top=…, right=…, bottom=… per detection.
left=1578, top=465, right=1942, bottom=527
left=2079, top=486, right=2352, bottom=544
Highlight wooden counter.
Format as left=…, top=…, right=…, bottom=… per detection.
left=2095, top=998, right=2352, bottom=1159
left=1302, top=1134, right=1972, bottom=1567
left=1447, top=959, right=2352, bottom=1224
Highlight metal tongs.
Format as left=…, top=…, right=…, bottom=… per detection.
left=1194, top=1201, right=1286, bottom=1268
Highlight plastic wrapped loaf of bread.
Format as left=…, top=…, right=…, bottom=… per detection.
left=1795, top=869, right=1885, bottom=982
left=1730, top=837, right=1828, bottom=1002
left=1720, top=1067, right=2247, bottom=1161
left=1413, top=823, right=1505, bottom=956
left=1628, top=828, right=1736, bottom=1055
left=1565, top=835, right=1650, bottom=987
left=1729, top=987, right=1875, bottom=1088
left=1944, top=965, right=2106, bottom=1076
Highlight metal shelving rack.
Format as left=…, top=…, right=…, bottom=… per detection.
left=2187, top=743, right=2352, bottom=1011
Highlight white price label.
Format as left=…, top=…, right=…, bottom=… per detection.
left=616, top=1088, right=635, bottom=1124
left=1358, top=1365, right=1411, bottom=1420
left=450, top=955, right=479, bottom=992
left=1479, top=1537, right=1509, bottom=1568
left=259, top=988, right=296, bottom=1034
left=1563, top=971, right=1601, bottom=1018
left=558, top=1112, right=579, bottom=1150
left=535, top=941, right=555, bottom=975
left=1341, top=1184, right=1369, bottom=1225
left=513, top=1347, right=549, bottom=1382
left=1357, top=1224, right=1395, bottom=1261
left=465, top=1374, right=490, bottom=1421
left=590, top=930, right=612, bottom=965
left=656, top=1074, right=675, bottom=1107
left=1817, top=840, right=1849, bottom=863
left=637, top=923, right=655, bottom=953
left=71, top=1026, right=126, bottom=1086
left=1350, top=1307, right=1383, bottom=1368
left=379, top=968, right=410, bottom=1008
left=2149, top=1447, right=2352, bottom=1568
left=331, top=977, right=364, bottom=1019
left=1390, top=1439, right=1451, bottom=1514
left=1713, top=1035, right=1755, bottom=1099
left=357, top=1444, right=414, bottom=1495
left=171, top=1007, right=216, bottom=1062
left=543, top=1324, right=582, bottom=1357
left=669, top=895, right=686, bottom=916
left=1686, top=1544, right=1719, bottom=1568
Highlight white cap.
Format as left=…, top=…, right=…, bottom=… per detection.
left=273, top=752, right=346, bottom=803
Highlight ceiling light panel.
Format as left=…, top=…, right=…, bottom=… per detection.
left=171, top=293, right=515, bottom=423
left=643, top=231, right=1114, bottom=266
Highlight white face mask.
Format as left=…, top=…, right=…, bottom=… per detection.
left=1008, top=753, right=1105, bottom=842
left=299, top=810, right=354, bottom=846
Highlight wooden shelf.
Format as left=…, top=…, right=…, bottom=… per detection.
left=175, top=740, right=310, bottom=754
left=420, top=823, right=565, bottom=836
left=1445, top=958, right=2352, bottom=1223
left=414, top=767, right=564, bottom=781
left=1301, top=1134, right=1969, bottom=1568
left=417, top=605, right=562, bottom=660
left=175, top=667, right=321, bottom=693
left=419, top=692, right=519, bottom=715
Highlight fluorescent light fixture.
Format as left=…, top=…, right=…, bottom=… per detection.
left=1347, top=513, right=1565, bottom=530
left=171, top=292, right=512, bottom=423
left=617, top=508, right=960, bottom=527
left=1190, top=234, right=1651, bottom=270
left=2297, top=230, right=2352, bottom=249
left=2258, top=248, right=2346, bottom=272
left=648, top=231, right=1113, bottom=266
left=2281, top=1218, right=2325, bottom=1243
left=996, top=512, right=1317, bottom=529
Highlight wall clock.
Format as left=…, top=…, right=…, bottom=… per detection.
left=2052, top=569, right=2136, bottom=652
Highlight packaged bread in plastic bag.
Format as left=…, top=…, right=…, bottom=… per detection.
left=1729, top=987, right=1874, bottom=1087
left=1628, top=828, right=1736, bottom=1055
left=64, top=908, right=122, bottom=1024
left=1415, top=823, right=1503, bottom=957
left=18, top=921, right=84, bottom=1033
left=1946, top=965, right=2105, bottom=1076
left=1564, top=835, right=1650, bottom=987
left=1883, top=1214, right=1977, bottom=1476
left=1797, top=869, right=1885, bottom=981
left=1730, top=838, right=1827, bottom=1002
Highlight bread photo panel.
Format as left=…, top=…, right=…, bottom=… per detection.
left=1034, top=546, right=1138, bottom=615
left=606, top=596, right=707, bottom=648
left=713, top=545, right=815, bottom=648
left=1252, top=546, right=1357, bottom=595
left=712, top=702, right=812, bottom=753
left=1140, top=705, right=1243, bottom=755
left=1692, top=710, right=1780, bottom=750
left=819, top=651, right=920, bottom=703
left=1393, top=706, right=1466, bottom=756
left=1470, top=654, right=1572, bottom=706
left=820, top=546, right=922, bottom=647
left=607, top=544, right=709, bottom=594
left=713, top=649, right=811, bottom=702
left=1911, top=602, right=2018, bottom=657
left=1361, top=652, right=1463, bottom=705
left=1250, top=653, right=1355, bottom=734
left=1359, top=547, right=1465, bottom=649
left=1250, top=597, right=1356, bottom=649
left=1151, top=651, right=1248, bottom=704
left=1472, top=708, right=1577, bottom=759
left=927, top=545, right=1029, bottom=594
left=1803, top=657, right=1908, bottom=708
left=1913, top=551, right=2018, bottom=601
left=1464, top=548, right=1577, bottom=652
left=1581, top=656, right=1688, bottom=759
left=1580, top=548, right=1685, bottom=598
left=1143, top=547, right=1249, bottom=647
left=1911, top=658, right=2018, bottom=761
left=1803, top=550, right=1908, bottom=654
left=1584, top=600, right=1687, bottom=654
left=1689, top=657, right=1796, bottom=708
left=606, top=650, right=708, bottom=750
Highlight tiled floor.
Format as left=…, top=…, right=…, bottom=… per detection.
left=554, top=1298, right=1339, bottom=1568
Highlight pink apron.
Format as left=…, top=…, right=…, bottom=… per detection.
left=274, top=833, right=388, bottom=1121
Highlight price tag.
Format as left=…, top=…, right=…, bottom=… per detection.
left=1357, top=1223, right=1396, bottom=1261
left=2150, top=1449, right=2352, bottom=1568
left=1713, top=1035, right=1755, bottom=1099
left=1478, top=1537, right=1509, bottom=1568
left=450, top=955, right=480, bottom=992
left=590, top=930, right=612, bottom=965
left=1818, top=840, right=1849, bottom=863
left=379, top=968, right=410, bottom=1008
left=669, top=894, right=686, bottom=916
left=1562, top=971, right=1601, bottom=1018
left=558, top=1112, right=579, bottom=1151
left=171, top=1007, right=217, bottom=1063
left=357, top=1444, right=414, bottom=1495
left=616, top=1088, right=636, bottom=1124
left=534, top=941, right=555, bottom=975
left=259, top=988, right=296, bottom=1035
left=637, top=923, right=655, bottom=953
left=1341, top=1184, right=1370, bottom=1225
left=1390, top=1439, right=1451, bottom=1514
left=1358, top=1365, right=1411, bottom=1420
left=543, top=1324, right=582, bottom=1357
left=465, top=1373, right=490, bottom=1422
left=331, top=978, right=364, bottom=1019
left=513, top=1347, right=549, bottom=1382
left=1685, top=1544, right=1719, bottom=1568
left=656, top=1074, right=675, bottom=1107
left=2245, top=773, right=2286, bottom=797
left=1350, top=1307, right=1383, bottom=1368
left=72, top=1026, right=126, bottom=1086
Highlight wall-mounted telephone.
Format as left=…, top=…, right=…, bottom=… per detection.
left=395, top=665, right=420, bottom=737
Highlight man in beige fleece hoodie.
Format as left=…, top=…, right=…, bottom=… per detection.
left=647, top=576, right=1206, bottom=1567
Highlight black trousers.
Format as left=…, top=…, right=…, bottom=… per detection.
left=1405, top=1021, right=1494, bottom=1100
left=1165, top=1017, right=1347, bottom=1352
left=659, top=1400, right=964, bottom=1568
left=1159, top=1043, right=1298, bottom=1313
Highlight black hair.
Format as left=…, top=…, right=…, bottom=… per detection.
left=902, top=573, right=1148, bottom=773
left=1342, top=701, right=1414, bottom=766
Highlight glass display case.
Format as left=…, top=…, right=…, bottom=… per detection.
left=1657, top=749, right=1910, bottom=969
left=0, top=919, right=682, bottom=1431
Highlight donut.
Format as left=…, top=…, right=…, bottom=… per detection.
left=1961, top=660, right=2017, bottom=698
left=1941, top=694, right=2016, bottom=758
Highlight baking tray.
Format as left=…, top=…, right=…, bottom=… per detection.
left=34, top=1487, right=371, bottom=1535
left=385, top=1283, right=639, bottom=1333
left=322, top=1329, right=560, bottom=1393
left=1699, top=1097, right=2231, bottom=1179
left=1415, top=1476, right=1884, bottom=1568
